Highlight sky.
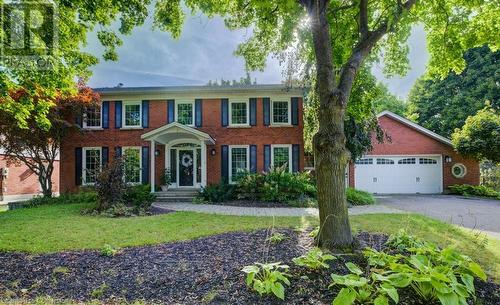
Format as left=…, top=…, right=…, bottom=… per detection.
left=87, top=13, right=429, bottom=100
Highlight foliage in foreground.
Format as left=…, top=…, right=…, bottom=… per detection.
left=241, top=262, right=291, bottom=300
left=244, top=230, right=487, bottom=304
left=16, top=192, right=97, bottom=209
left=346, top=188, right=376, bottom=206
left=448, top=184, right=500, bottom=200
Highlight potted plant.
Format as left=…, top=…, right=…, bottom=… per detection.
left=160, top=168, right=172, bottom=191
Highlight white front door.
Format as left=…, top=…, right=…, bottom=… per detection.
left=354, top=156, right=442, bottom=194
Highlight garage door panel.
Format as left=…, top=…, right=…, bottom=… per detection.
left=355, top=156, right=441, bottom=194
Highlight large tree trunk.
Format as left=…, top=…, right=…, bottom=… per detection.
left=308, top=0, right=353, bottom=248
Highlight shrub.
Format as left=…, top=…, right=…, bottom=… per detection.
left=237, top=166, right=316, bottom=203
left=241, top=262, right=290, bottom=300
left=123, top=184, right=156, bottom=211
left=95, top=158, right=127, bottom=211
left=449, top=184, right=500, bottom=199
left=346, top=187, right=376, bottom=205
left=197, top=182, right=236, bottom=203
left=292, top=247, right=336, bottom=270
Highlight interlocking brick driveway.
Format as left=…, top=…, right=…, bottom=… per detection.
left=376, top=195, right=500, bottom=239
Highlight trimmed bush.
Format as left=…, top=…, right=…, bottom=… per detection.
left=198, top=182, right=236, bottom=203
left=237, top=166, right=316, bottom=203
left=346, top=187, right=376, bottom=205
left=123, top=184, right=156, bottom=211
left=448, top=184, right=500, bottom=199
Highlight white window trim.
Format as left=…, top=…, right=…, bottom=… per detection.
left=271, top=144, right=292, bottom=172
left=122, top=101, right=143, bottom=129
left=228, top=145, right=250, bottom=184
left=229, top=100, right=249, bottom=126
left=82, top=147, right=102, bottom=186
left=123, top=146, right=142, bottom=184
left=175, top=101, right=195, bottom=127
left=271, top=99, right=291, bottom=125
left=83, top=104, right=103, bottom=129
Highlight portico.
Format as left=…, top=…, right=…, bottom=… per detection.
left=141, top=122, right=215, bottom=193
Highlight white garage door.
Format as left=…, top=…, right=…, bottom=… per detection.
left=354, top=156, right=442, bottom=194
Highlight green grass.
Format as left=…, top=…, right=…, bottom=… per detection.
left=0, top=203, right=498, bottom=282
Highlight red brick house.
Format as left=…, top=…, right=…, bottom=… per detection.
left=348, top=111, right=480, bottom=194
left=59, top=85, right=479, bottom=195
left=60, top=85, right=305, bottom=193
left=0, top=149, right=60, bottom=203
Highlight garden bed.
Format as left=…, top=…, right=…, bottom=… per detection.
left=0, top=229, right=498, bottom=305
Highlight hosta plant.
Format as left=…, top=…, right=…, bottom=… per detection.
left=241, top=262, right=290, bottom=300
left=266, top=232, right=288, bottom=244
left=293, top=247, right=336, bottom=270
left=330, top=262, right=408, bottom=305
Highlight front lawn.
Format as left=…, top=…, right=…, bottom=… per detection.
left=0, top=203, right=498, bottom=282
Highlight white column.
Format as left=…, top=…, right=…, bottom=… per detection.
left=200, top=139, right=207, bottom=187
left=150, top=140, right=155, bottom=193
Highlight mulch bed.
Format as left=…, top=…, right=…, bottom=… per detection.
left=0, top=230, right=499, bottom=304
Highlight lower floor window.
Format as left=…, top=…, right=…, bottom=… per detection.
left=83, top=147, right=101, bottom=185
left=123, top=147, right=141, bottom=183
left=272, top=145, right=291, bottom=172
left=229, top=146, right=249, bottom=183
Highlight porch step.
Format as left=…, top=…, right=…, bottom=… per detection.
left=155, top=189, right=200, bottom=203
left=155, top=196, right=196, bottom=203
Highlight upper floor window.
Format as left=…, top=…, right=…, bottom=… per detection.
left=123, top=101, right=142, bottom=128
left=123, top=147, right=141, bottom=184
left=229, top=100, right=249, bottom=126
left=271, top=144, right=292, bottom=172
left=83, top=105, right=102, bottom=128
left=82, top=147, right=101, bottom=185
left=176, top=101, right=194, bottom=126
left=229, top=145, right=249, bottom=183
left=271, top=100, right=290, bottom=124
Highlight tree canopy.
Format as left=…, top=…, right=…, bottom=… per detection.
left=407, top=46, right=499, bottom=137
left=452, top=107, right=500, bottom=163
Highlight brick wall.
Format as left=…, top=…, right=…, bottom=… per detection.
left=60, top=97, right=304, bottom=192
left=348, top=115, right=480, bottom=189
left=0, top=155, right=60, bottom=199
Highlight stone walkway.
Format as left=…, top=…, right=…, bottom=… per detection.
left=152, top=202, right=403, bottom=217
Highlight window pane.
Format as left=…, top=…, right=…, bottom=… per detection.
left=231, top=102, right=247, bottom=124
left=125, top=104, right=141, bottom=126
left=124, top=148, right=141, bottom=183
left=84, top=149, right=101, bottom=184
left=231, top=147, right=247, bottom=181
left=272, top=101, right=289, bottom=123
left=177, top=103, right=193, bottom=125
left=85, top=106, right=101, bottom=127
left=273, top=147, right=289, bottom=171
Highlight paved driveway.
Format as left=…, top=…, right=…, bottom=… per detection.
left=377, top=195, right=500, bottom=239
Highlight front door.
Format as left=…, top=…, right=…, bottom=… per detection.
left=178, top=149, right=194, bottom=187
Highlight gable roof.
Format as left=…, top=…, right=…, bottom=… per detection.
left=377, top=110, right=453, bottom=146
left=141, top=122, right=215, bottom=144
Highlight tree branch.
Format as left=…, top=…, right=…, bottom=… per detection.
left=359, top=0, right=368, bottom=38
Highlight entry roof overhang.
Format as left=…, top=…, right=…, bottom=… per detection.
left=141, top=122, right=215, bottom=145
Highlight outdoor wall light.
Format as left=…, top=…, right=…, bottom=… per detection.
left=444, top=156, right=452, bottom=163
left=211, top=148, right=216, bottom=156
left=155, top=149, right=161, bottom=157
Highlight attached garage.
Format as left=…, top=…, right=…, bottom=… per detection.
left=354, top=155, right=442, bottom=194
left=349, top=111, right=480, bottom=194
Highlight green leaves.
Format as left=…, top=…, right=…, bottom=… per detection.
left=332, top=288, right=356, bottom=305
left=345, top=262, right=363, bottom=275
left=293, top=247, right=336, bottom=270
left=241, top=262, right=290, bottom=300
